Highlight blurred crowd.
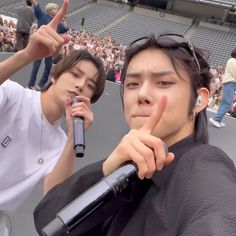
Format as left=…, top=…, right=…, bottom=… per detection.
left=0, top=16, right=17, bottom=52
left=0, top=15, right=126, bottom=83
left=0, top=14, right=236, bottom=115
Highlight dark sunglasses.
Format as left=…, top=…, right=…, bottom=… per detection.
left=129, top=33, right=201, bottom=71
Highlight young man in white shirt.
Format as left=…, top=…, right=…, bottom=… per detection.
left=0, top=0, right=105, bottom=230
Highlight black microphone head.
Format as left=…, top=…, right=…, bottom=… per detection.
left=75, top=145, right=84, bottom=158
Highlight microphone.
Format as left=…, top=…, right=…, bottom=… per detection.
left=72, top=97, right=85, bottom=158
left=41, top=144, right=168, bottom=236
left=41, top=162, right=137, bottom=236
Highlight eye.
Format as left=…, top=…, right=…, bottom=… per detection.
left=87, top=83, right=95, bottom=91
left=156, top=81, right=174, bottom=87
left=71, top=71, right=79, bottom=78
left=125, top=82, right=139, bottom=88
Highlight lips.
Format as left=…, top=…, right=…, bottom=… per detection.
left=132, top=114, right=151, bottom=118
left=68, top=91, right=79, bottom=97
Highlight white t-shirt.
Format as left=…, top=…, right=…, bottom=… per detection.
left=0, top=80, right=67, bottom=212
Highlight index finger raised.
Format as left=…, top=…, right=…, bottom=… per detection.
left=48, top=0, right=69, bottom=30
left=140, top=96, right=167, bottom=134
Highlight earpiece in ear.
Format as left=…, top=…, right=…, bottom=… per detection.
left=196, top=96, right=202, bottom=106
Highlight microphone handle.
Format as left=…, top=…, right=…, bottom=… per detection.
left=73, top=117, right=85, bottom=157
left=72, top=97, right=85, bottom=158
left=41, top=163, right=137, bottom=236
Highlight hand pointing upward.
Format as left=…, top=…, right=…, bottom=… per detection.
left=24, top=0, right=70, bottom=61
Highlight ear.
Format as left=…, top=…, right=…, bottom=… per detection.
left=51, top=75, right=56, bottom=84
left=193, top=88, right=209, bottom=113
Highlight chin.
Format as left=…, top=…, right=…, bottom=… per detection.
left=129, top=121, right=144, bottom=129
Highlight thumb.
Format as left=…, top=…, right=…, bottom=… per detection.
left=164, top=153, right=175, bottom=166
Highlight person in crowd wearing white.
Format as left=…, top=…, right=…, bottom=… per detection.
left=209, top=48, right=236, bottom=127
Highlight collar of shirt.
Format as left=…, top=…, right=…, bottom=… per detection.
left=151, top=134, right=200, bottom=189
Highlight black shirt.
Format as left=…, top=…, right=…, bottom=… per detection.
left=34, top=135, right=236, bottom=235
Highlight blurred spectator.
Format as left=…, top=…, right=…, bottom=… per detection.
left=208, top=67, right=223, bottom=109
left=27, top=0, right=68, bottom=90
left=209, top=49, right=236, bottom=127
left=0, top=16, right=3, bottom=26
left=15, top=0, right=35, bottom=51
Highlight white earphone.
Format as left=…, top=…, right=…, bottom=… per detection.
left=196, top=96, right=202, bottom=106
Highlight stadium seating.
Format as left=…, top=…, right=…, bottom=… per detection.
left=191, top=24, right=236, bottom=67
left=98, top=13, right=190, bottom=45
left=66, top=3, right=128, bottom=32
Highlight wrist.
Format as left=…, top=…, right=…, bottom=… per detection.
left=17, top=50, right=32, bottom=65
left=66, top=135, right=74, bottom=147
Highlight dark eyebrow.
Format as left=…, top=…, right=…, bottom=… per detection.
left=126, top=70, right=176, bottom=78
left=73, top=66, right=84, bottom=75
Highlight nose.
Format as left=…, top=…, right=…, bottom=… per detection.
left=137, top=83, right=152, bottom=105
left=75, top=79, right=85, bottom=93
left=75, top=84, right=83, bottom=93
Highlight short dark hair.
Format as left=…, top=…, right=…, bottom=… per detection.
left=26, top=0, right=32, bottom=6
left=41, top=50, right=106, bottom=103
left=231, top=48, right=236, bottom=58
left=120, top=34, right=212, bottom=144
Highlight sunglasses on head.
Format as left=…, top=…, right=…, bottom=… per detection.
left=129, top=33, right=201, bottom=71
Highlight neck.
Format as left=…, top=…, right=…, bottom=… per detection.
left=40, top=88, right=64, bottom=125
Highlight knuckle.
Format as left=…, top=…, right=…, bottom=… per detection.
left=137, top=157, right=146, bottom=167
left=144, top=148, right=153, bottom=158
left=149, top=164, right=156, bottom=173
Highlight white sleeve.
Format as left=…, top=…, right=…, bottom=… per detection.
left=0, top=80, right=23, bottom=111
left=0, top=80, right=11, bottom=110
left=227, top=58, right=236, bottom=79
left=0, top=85, right=4, bottom=109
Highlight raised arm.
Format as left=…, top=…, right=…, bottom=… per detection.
left=0, top=0, right=69, bottom=85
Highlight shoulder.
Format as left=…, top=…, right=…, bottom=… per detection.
left=0, top=80, right=40, bottom=111
left=0, top=80, right=23, bottom=103
left=1, top=80, right=38, bottom=98
left=179, top=144, right=234, bottom=169
left=167, top=145, right=236, bottom=234
left=171, top=143, right=236, bottom=200
left=227, top=58, right=236, bottom=66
